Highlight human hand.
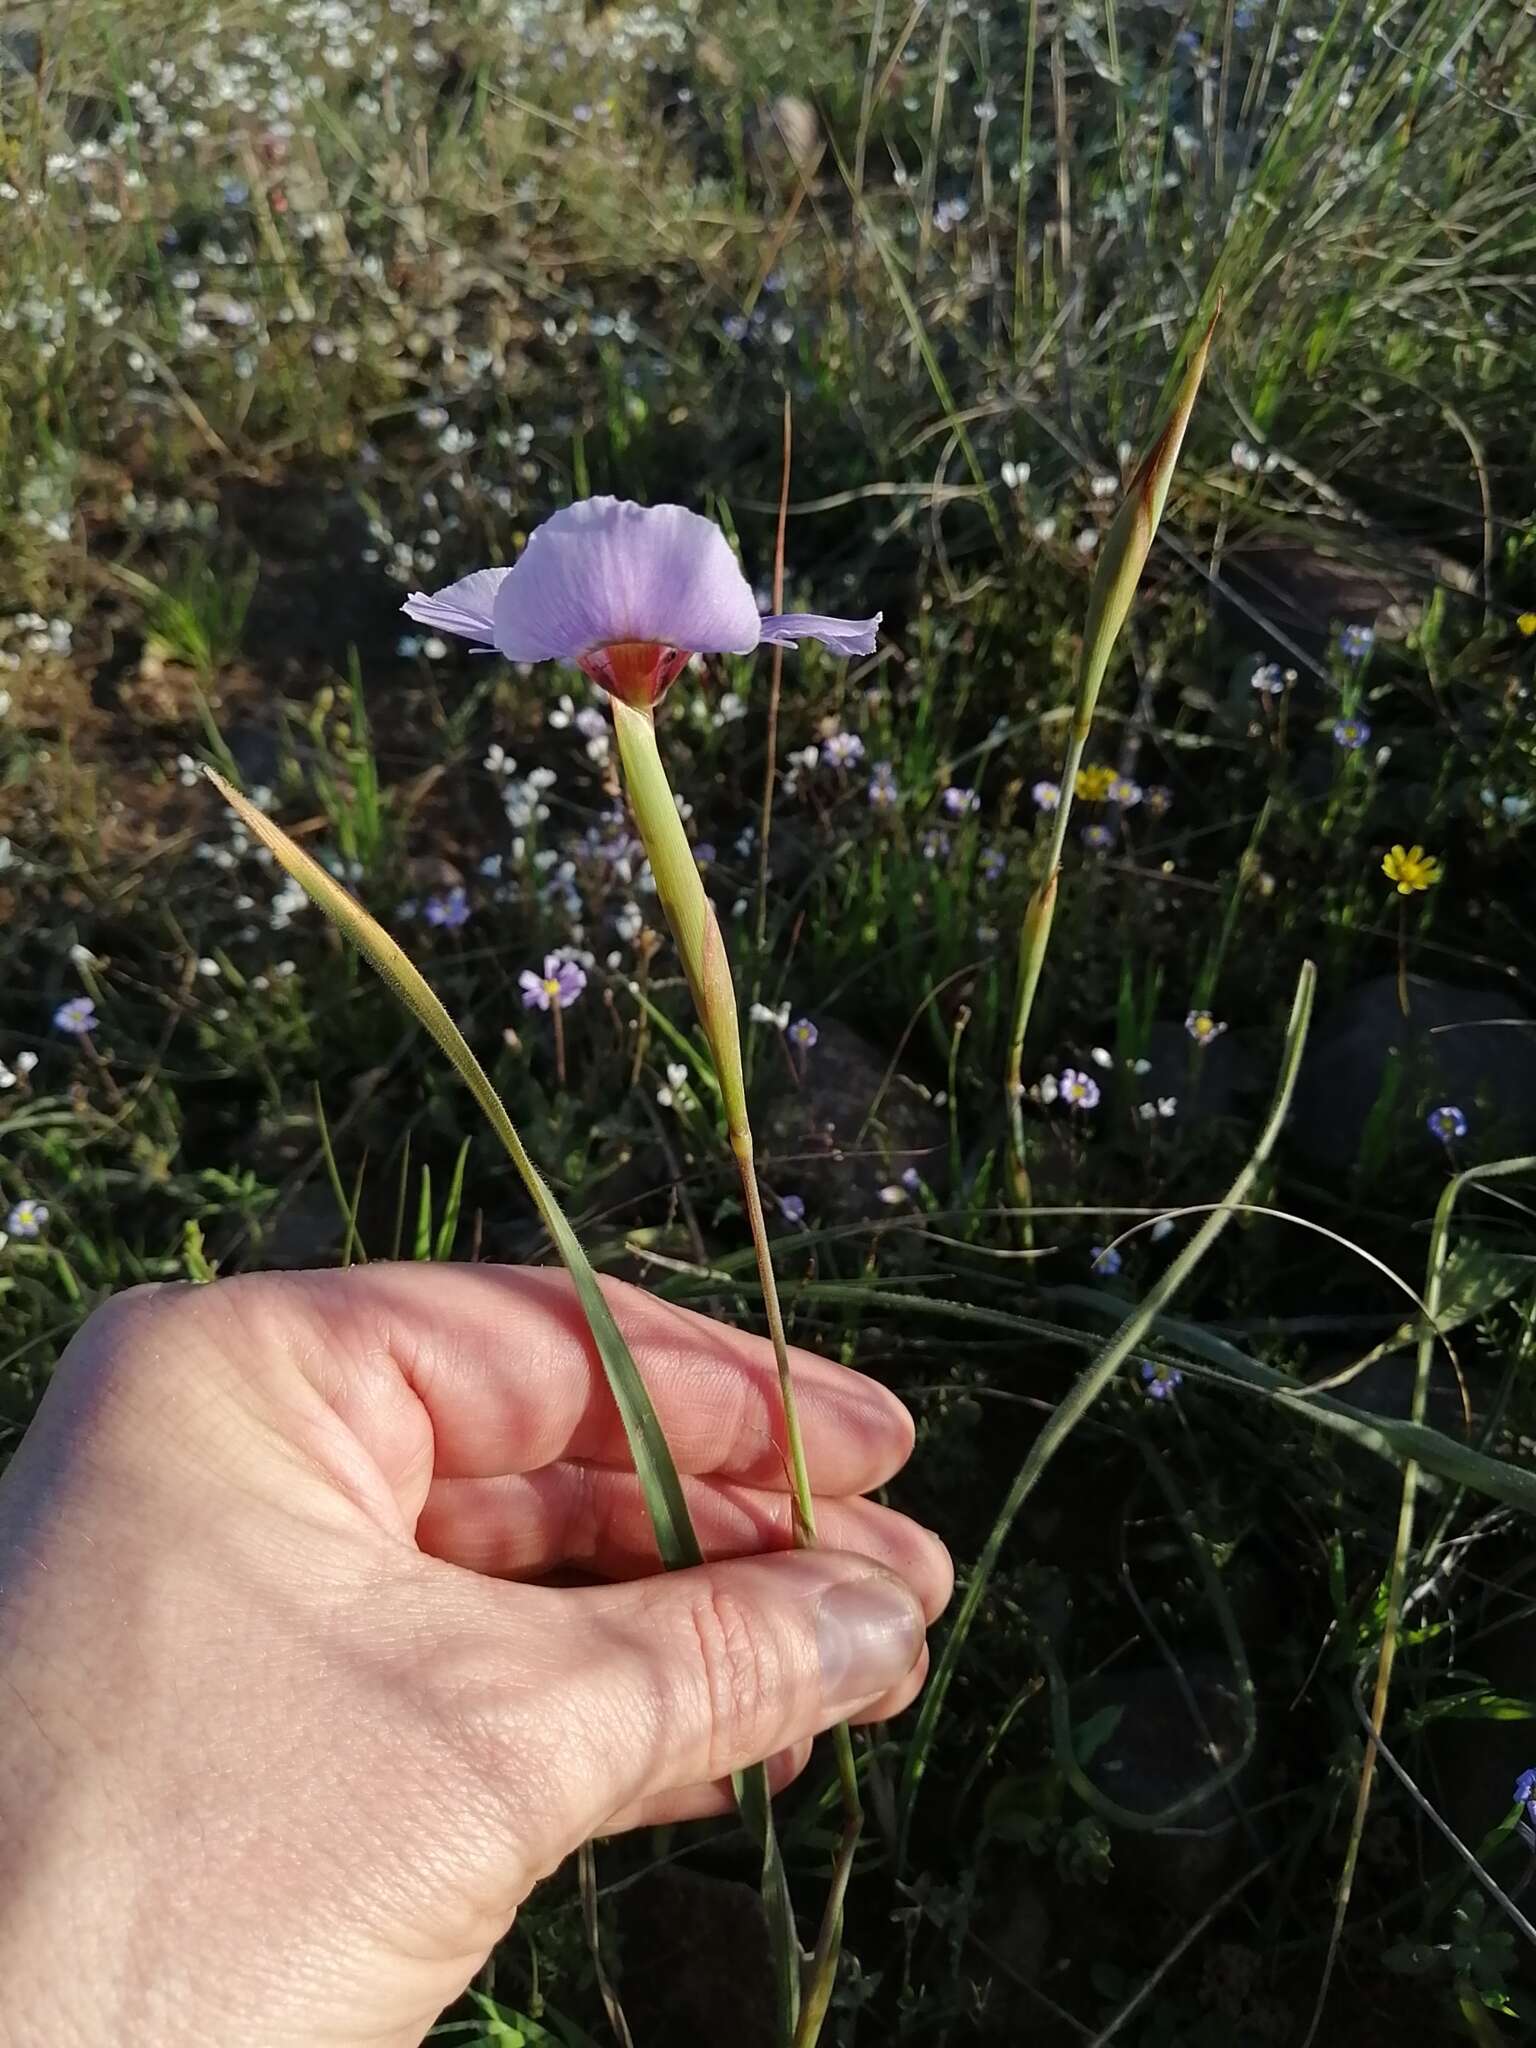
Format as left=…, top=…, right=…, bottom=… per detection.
left=0, top=1265, right=949, bottom=2047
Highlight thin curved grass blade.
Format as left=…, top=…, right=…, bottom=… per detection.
left=204, top=768, right=703, bottom=1573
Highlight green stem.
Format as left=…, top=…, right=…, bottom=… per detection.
left=1302, top=1151, right=1536, bottom=2048
left=1002, top=300, right=1219, bottom=1191
left=610, top=698, right=863, bottom=1936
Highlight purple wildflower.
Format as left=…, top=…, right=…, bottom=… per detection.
left=1091, top=1245, right=1122, bottom=1276
left=519, top=955, right=588, bottom=1011
left=1140, top=1361, right=1183, bottom=1401
left=6, top=1198, right=47, bottom=1239
left=868, top=762, right=898, bottom=808
left=1082, top=823, right=1115, bottom=851
left=424, top=887, right=471, bottom=930
left=788, top=1017, right=819, bottom=1051
left=53, top=996, right=97, bottom=1036
left=1338, top=623, right=1375, bottom=661
left=921, top=829, right=952, bottom=862
left=1333, top=716, right=1371, bottom=750
left=779, top=1192, right=806, bottom=1225
left=823, top=731, right=865, bottom=769
left=1515, top=1768, right=1536, bottom=1818
left=978, top=847, right=1006, bottom=884
left=1031, top=779, right=1061, bottom=812
left=403, top=499, right=880, bottom=711
left=1059, top=1068, right=1101, bottom=1110
left=1427, top=1104, right=1467, bottom=1143
left=900, top=1166, right=922, bottom=1191
left=942, top=785, right=979, bottom=817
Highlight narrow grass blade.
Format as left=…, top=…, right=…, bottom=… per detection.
left=1304, top=1153, right=1536, bottom=2047
left=204, top=769, right=704, bottom=1573
left=900, top=958, right=1316, bottom=1855
left=1004, top=299, right=1221, bottom=1175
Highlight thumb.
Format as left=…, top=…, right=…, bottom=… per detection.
left=544, top=1549, right=927, bottom=1835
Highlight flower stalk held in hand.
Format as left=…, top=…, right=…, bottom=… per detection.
left=408, top=496, right=880, bottom=2043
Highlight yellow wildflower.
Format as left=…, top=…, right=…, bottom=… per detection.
left=1518, top=612, right=1536, bottom=638
left=1381, top=844, right=1442, bottom=895
left=1075, top=764, right=1117, bottom=802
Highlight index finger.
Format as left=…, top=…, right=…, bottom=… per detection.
left=254, top=1263, right=915, bottom=1494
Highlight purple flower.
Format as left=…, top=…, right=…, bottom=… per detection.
left=823, top=731, right=865, bottom=769
left=6, top=1197, right=47, bottom=1239
left=1031, top=779, right=1061, bottom=812
left=1333, top=716, right=1371, bottom=750
left=1082, top=823, right=1114, bottom=851
left=788, top=1017, right=819, bottom=1051
left=1140, top=1360, right=1183, bottom=1401
left=942, top=785, right=979, bottom=817
left=424, top=887, right=471, bottom=930
left=868, top=762, right=898, bottom=808
left=779, top=1192, right=806, bottom=1225
left=978, top=847, right=1006, bottom=884
left=1427, top=1104, right=1467, bottom=1143
left=900, top=1166, right=922, bottom=1191
left=1059, top=1068, right=1101, bottom=1110
left=53, top=996, right=97, bottom=1036
left=1338, top=623, right=1375, bottom=661
left=1514, top=1767, right=1536, bottom=1817
left=403, top=499, right=881, bottom=710
left=921, top=829, right=951, bottom=862
left=519, top=954, right=588, bottom=1011
left=1091, top=1245, right=1122, bottom=1276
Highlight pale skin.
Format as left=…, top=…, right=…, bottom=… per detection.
left=0, top=1264, right=951, bottom=2047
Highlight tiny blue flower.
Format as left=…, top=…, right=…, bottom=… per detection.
left=942, top=785, right=979, bottom=817
left=1333, top=716, right=1371, bottom=750
left=1427, top=1104, right=1467, bottom=1143
left=900, top=1166, right=922, bottom=1191
left=1082, top=823, right=1114, bottom=850
left=53, top=996, right=97, bottom=1036
left=424, top=887, right=471, bottom=930
left=6, top=1197, right=48, bottom=1239
left=1515, top=1767, right=1536, bottom=1815
left=868, top=762, right=899, bottom=809
left=978, top=847, right=1006, bottom=884
left=788, top=1017, right=819, bottom=1052
left=1140, top=1360, right=1183, bottom=1401
left=1091, top=1245, right=1122, bottom=1276
left=779, top=1192, right=806, bottom=1225
left=1338, top=623, right=1376, bottom=661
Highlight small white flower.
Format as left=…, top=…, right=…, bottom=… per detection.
left=1089, top=1046, right=1114, bottom=1069
left=656, top=1062, right=691, bottom=1109
left=1035, top=1072, right=1060, bottom=1105
left=750, top=1000, right=791, bottom=1030
left=196, top=957, right=221, bottom=978
left=878, top=1183, right=908, bottom=1206
left=615, top=902, right=643, bottom=943
left=1150, top=1216, right=1176, bottom=1242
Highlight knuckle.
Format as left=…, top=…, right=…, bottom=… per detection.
left=680, top=1578, right=780, bottom=1780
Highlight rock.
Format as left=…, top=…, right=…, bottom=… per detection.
left=1071, top=1658, right=1259, bottom=1911
left=1289, top=974, right=1536, bottom=1171
left=1135, top=1019, right=1266, bottom=1125
left=612, top=1865, right=777, bottom=2048
left=1220, top=537, right=1476, bottom=654
left=756, top=1016, right=948, bottom=1224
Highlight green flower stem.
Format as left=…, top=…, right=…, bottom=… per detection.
left=610, top=698, right=864, bottom=1860
left=1003, top=301, right=1220, bottom=1190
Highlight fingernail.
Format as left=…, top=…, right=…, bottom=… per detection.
left=816, top=1574, right=925, bottom=1709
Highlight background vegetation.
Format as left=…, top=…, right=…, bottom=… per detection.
left=4, top=0, right=1536, bottom=2039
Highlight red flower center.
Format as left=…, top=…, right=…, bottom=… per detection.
left=577, top=640, right=693, bottom=709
